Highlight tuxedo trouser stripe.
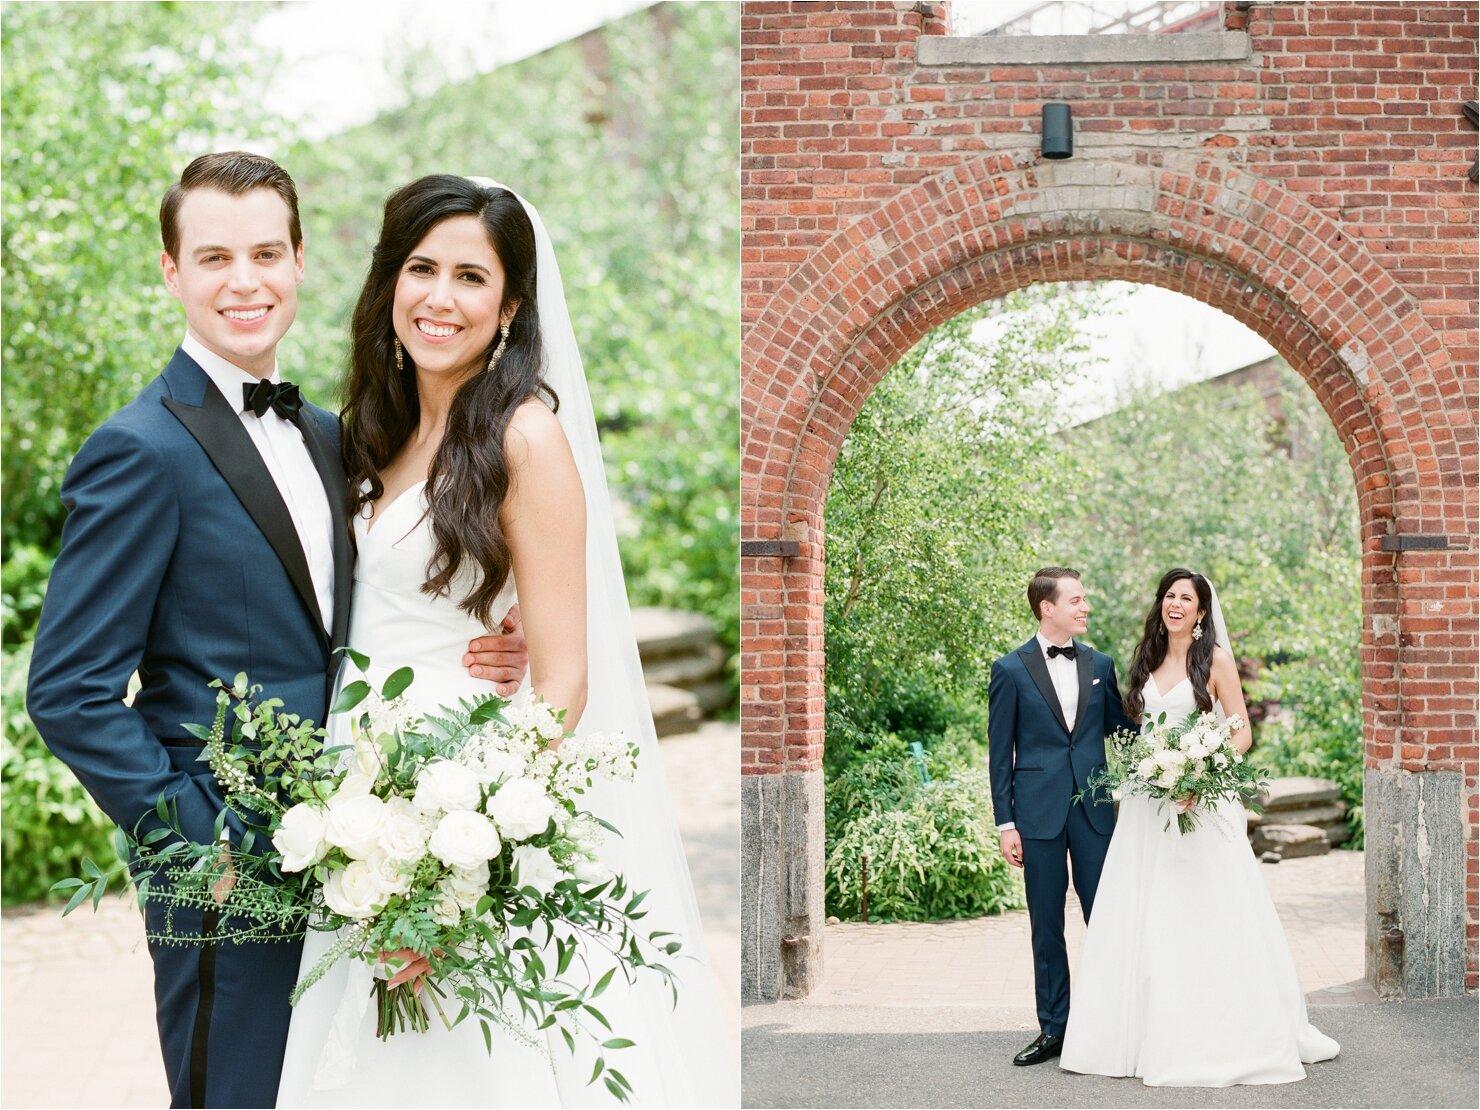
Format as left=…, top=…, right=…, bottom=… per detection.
left=189, top=908, right=219, bottom=1108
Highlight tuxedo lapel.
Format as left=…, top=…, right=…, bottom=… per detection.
left=298, top=414, right=352, bottom=649
left=1018, top=639, right=1070, bottom=735
left=1072, top=644, right=1094, bottom=738
left=160, top=353, right=324, bottom=643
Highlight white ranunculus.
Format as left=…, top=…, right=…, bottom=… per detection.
left=322, top=860, right=392, bottom=920
left=413, top=759, right=482, bottom=814
left=324, top=792, right=390, bottom=860
left=428, top=811, right=502, bottom=870
left=1135, top=757, right=1156, bottom=781
left=511, top=845, right=563, bottom=894
left=272, top=803, right=329, bottom=872
left=486, top=778, right=556, bottom=841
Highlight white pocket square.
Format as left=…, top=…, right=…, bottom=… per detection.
left=1092, top=678, right=1101, bottom=686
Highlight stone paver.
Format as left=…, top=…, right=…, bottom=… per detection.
left=1, top=721, right=738, bottom=1109
left=808, top=849, right=1372, bottom=1029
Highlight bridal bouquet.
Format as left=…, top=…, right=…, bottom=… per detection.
left=56, top=653, right=680, bottom=1103
left=1091, top=711, right=1266, bottom=835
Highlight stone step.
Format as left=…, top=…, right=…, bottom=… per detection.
left=688, top=678, right=734, bottom=716
left=1258, top=776, right=1342, bottom=810
left=647, top=682, right=703, bottom=738
left=643, top=643, right=727, bottom=688
left=1251, top=823, right=1331, bottom=860
left=632, top=607, right=719, bottom=661
left=1248, top=800, right=1347, bottom=828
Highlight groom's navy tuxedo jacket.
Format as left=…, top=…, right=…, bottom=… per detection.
left=986, top=637, right=1136, bottom=839
left=27, top=348, right=352, bottom=848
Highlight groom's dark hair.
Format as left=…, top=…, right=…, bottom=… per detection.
left=160, top=151, right=302, bottom=262
left=1029, top=566, right=1080, bottom=620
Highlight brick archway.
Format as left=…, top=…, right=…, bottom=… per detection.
left=741, top=153, right=1476, bottom=1000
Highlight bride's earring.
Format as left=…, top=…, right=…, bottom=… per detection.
left=394, top=336, right=404, bottom=374
left=1192, top=618, right=1204, bottom=641
left=486, top=324, right=510, bottom=373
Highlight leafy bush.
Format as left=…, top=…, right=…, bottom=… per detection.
left=1247, top=552, right=1364, bottom=846
left=825, top=758, right=1023, bottom=922
left=1, top=644, right=119, bottom=904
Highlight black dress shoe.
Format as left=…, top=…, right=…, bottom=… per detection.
left=1012, top=1032, right=1064, bottom=1066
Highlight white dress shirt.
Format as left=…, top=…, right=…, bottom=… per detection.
left=998, top=632, right=1081, bottom=834
left=184, top=333, right=336, bottom=631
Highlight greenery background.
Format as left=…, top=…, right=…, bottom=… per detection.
left=823, top=284, right=1364, bottom=922
left=1, top=1, right=739, bottom=903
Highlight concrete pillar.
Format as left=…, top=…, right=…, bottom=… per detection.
left=1365, top=769, right=1468, bottom=998
left=741, top=768, right=825, bottom=1001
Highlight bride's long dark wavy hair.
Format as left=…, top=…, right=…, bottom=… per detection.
left=1124, top=568, right=1216, bottom=720
left=342, top=175, right=557, bottom=626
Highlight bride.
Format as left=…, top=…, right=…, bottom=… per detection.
left=276, top=176, right=736, bottom=1107
left=1058, top=568, right=1339, bottom=1087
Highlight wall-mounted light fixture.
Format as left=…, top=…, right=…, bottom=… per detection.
left=1042, top=103, right=1073, bottom=160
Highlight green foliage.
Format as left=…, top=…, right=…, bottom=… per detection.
left=1, top=1, right=260, bottom=556
left=825, top=762, right=1023, bottom=922
left=1247, top=552, right=1365, bottom=847
left=821, top=287, right=1100, bottom=922
left=2, top=644, right=119, bottom=904
left=824, top=286, right=1101, bottom=726
left=280, top=2, right=740, bottom=657
left=1060, top=360, right=1362, bottom=843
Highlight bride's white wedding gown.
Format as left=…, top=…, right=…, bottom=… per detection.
left=276, top=482, right=732, bottom=1107
left=1058, top=677, right=1340, bottom=1087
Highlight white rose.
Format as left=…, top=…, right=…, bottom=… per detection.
left=336, top=772, right=375, bottom=799
left=272, top=803, right=329, bottom=872
left=511, top=844, right=563, bottom=894
left=570, top=856, right=612, bottom=885
left=486, top=778, right=556, bottom=841
left=1135, top=758, right=1156, bottom=781
left=469, top=748, right=527, bottom=788
left=430, top=889, right=463, bottom=926
left=1213, top=752, right=1229, bottom=768
left=413, top=760, right=483, bottom=814
left=322, top=860, right=391, bottom=920
left=324, top=792, right=390, bottom=861
left=428, top=811, right=502, bottom=870
left=378, top=810, right=432, bottom=863
left=364, top=849, right=415, bottom=897
left=447, top=862, right=490, bottom=910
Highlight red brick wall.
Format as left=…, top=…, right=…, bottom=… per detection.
left=741, top=2, right=1478, bottom=988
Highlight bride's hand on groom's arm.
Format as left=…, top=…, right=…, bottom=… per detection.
left=463, top=604, right=528, bottom=697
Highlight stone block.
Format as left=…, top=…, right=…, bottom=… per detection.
left=1250, top=824, right=1330, bottom=859
left=1258, top=776, right=1342, bottom=810
left=631, top=607, right=718, bottom=660
left=647, top=683, right=702, bottom=737
left=742, top=769, right=824, bottom=1003
left=1248, top=801, right=1347, bottom=828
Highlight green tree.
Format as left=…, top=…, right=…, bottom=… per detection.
left=1059, top=361, right=1363, bottom=843
left=1, top=1, right=260, bottom=555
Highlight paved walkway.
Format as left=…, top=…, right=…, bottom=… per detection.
left=743, top=850, right=1480, bottom=1108
left=1, top=721, right=739, bottom=1109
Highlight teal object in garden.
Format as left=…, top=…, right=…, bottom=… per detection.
left=910, top=741, right=930, bottom=785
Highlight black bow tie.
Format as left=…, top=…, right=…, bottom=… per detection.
left=1047, top=643, right=1077, bottom=660
left=242, top=380, right=303, bottom=426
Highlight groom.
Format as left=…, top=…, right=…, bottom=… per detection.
left=26, top=151, right=526, bottom=1108
left=987, top=566, right=1135, bottom=1066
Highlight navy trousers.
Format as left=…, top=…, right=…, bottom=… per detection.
left=1020, top=798, right=1111, bottom=1038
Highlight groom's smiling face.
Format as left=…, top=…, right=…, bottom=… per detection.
left=161, top=186, right=304, bottom=379
left=1041, top=577, right=1090, bottom=642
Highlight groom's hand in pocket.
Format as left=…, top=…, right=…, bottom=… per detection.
left=999, top=828, right=1024, bottom=869
left=464, top=604, right=529, bottom=696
